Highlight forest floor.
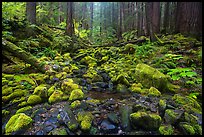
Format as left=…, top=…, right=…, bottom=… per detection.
left=2, top=24, right=202, bottom=135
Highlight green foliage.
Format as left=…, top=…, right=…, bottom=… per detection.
left=134, top=42, right=155, bottom=59
left=122, top=30, right=137, bottom=42
left=188, top=92, right=199, bottom=99
left=167, top=67, right=197, bottom=81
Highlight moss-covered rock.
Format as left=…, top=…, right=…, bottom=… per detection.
left=130, top=111, right=162, bottom=130
left=27, top=95, right=42, bottom=105
left=179, top=122, right=195, bottom=135
left=86, top=99, right=100, bottom=106
left=62, top=66, right=71, bottom=73
left=172, top=94, right=202, bottom=114
left=70, top=100, right=81, bottom=109
left=2, top=79, right=9, bottom=86
left=62, top=53, right=72, bottom=61
left=61, top=79, right=80, bottom=94
left=48, top=90, right=64, bottom=104
left=5, top=113, right=33, bottom=135
left=184, top=112, right=199, bottom=125
left=33, top=84, right=48, bottom=99
left=129, top=83, right=143, bottom=93
left=14, top=74, right=35, bottom=86
left=47, top=85, right=55, bottom=97
left=158, top=99, right=167, bottom=117
left=124, top=43, right=135, bottom=54
left=49, top=127, right=68, bottom=135
left=28, top=73, right=46, bottom=84
left=3, top=89, right=27, bottom=103
left=164, top=109, right=184, bottom=125
left=193, top=124, right=202, bottom=135
left=77, top=111, right=94, bottom=131
left=3, top=74, right=14, bottom=80
left=69, top=89, right=84, bottom=101
left=148, top=87, right=161, bottom=97
left=83, top=68, right=103, bottom=83
left=16, top=106, right=32, bottom=114
left=115, top=74, right=130, bottom=86
left=159, top=125, right=174, bottom=135
left=55, top=72, right=67, bottom=80
left=135, top=63, right=178, bottom=93
left=2, top=87, right=14, bottom=96
left=80, top=56, right=97, bottom=67
left=2, top=110, right=10, bottom=116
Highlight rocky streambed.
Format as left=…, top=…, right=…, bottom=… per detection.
left=2, top=36, right=202, bottom=135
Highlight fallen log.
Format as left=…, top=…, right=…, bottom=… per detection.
left=2, top=38, right=46, bottom=73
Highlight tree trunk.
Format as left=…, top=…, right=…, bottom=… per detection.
left=163, top=2, right=169, bottom=33
left=82, top=2, right=88, bottom=30
left=2, top=38, right=46, bottom=73
left=90, top=2, right=94, bottom=37
left=58, top=2, right=64, bottom=24
left=26, top=2, right=36, bottom=24
left=66, top=2, right=74, bottom=37
left=152, top=2, right=160, bottom=34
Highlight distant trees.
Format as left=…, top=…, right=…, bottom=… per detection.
left=26, top=2, right=36, bottom=24
left=22, top=2, right=202, bottom=41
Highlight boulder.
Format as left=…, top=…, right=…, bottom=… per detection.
left=33, top=84, right=48, bottom=99
left=69, top=89, right=84, bottom=101
left=179, top=122, right=195, bottom=135
left=5, top=113, right=33, bottom=135
left=27, top=95, right=42, bottom=105
left=135, top=63, right=179, bottom=93
left=164, top=109, right=184, bottom=125
left=159, top=124, right=174, bottom=135
left=130, top=111, right=162, bottom=131
left=77, top=111, right=94, bottom=131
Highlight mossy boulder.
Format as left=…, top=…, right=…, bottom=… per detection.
left=27, top=95, right=42, bottom=105
left=5, top=113, right=33, bottom=135
left=49, top=127, right=68, bottom=135
left=164, top=109, right=184, bottom=125
left=130, top=111, right=162, bottom=131
left=55, top=72, right=67, bottom=80
left=115, top=74, right=130, bottom=86
left=158, top=99, right=167, bottom=117
left=2, top=79, right=9, bottom=86
left=135, top=63, right=178, bottom=93
left=61, top=79, right=80, bottom=94
left=69, top=89, right=84, bottom=101
left=3, top=89, right=27, bottom=103
left=62, top=53, right=72, bottom=61
left=70, top=100, right=81, bottom=109
left=2, top=87, right=14, bottom=96
left=172, top=94, right=202, bottom=114
left=3, top=74, right=14, bottom=80
left=48, top=90, right=64, bottom=104
left=86, top=99, right=100, bottom=106
left=16, top=106, right=32, bottom=114
left=47, top=85, right=56, bottom=97
left=179, top=122, right=195, bottom=135
left=148, top=87, right=161, bottom=97
left=83, top=68, right=103, bottom=83
left=159, top=125, right=174, bottom=135
left=80, top=56, right=97, bottom=67
left=129, top=83, right=143, bottom=93
left=124, top=43, right=135, bottom=54
left=77, top=111, right=94, bottom=131
left=28, top=73, right=46, bottom=85
left=33, top=84, right=48, bottom=99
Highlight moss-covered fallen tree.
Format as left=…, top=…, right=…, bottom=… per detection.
left=2, top=38, right=46, bottom=73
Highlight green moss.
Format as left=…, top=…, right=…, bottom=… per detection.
left=48, top=90, right=64, bottom=104
left=27, top=95, right=42, bottom=105
left=83, top=68, right=103, bottom=83
left=62, top=66, right=71, bottom=73
left=184, top=112, right=198, bottom=125
left=172, top=94, right=201, bottom=113
left=14, top=74, right=35, bottom=86
left=135, top=63, right=170, bottom=92
left=3, top=74, right=14, bottom=80
left=8, top=81, right=14, bottom=86
left=69, top=89, right=84, bottom=101
left=116, top=84, right=128, bottom=93
left=86, top=99, right=100, bottom=105
left=77, top=111, right=94, bottom=131
left=159, top=99, right=166, bottom=109
left=61, top=80, right=79, bottom=94
left=18, top=101, right=28, bottom=107
left=2, top=87, right=13, bottom=96
left=68, top=122, right=78, bottom=131
left=28, top=73, right=46, bottom=85
left=130, top=111, right=162, bottom=130
left=148, top=87, right=161, bottom=97
left=181, top=123, right=195, bottom=135
left=159, top=125, right=174, bottom=135
left=33, top=84, right=48, bottom=99
left=80, top=56, right=97, bottom=67
left=50, top=127, right=67, bottom=135
left=55, top=72, right=67, bottom=80
left=48, top=85, right=56, bottom=97
left=16, top=106, right=32, bottom=114
left=70, top=100, right=81, bottom=109
left=116, top=74, right=130, bottom=86
left=2, top=110, right=10, bottom=116
left=12, top=97, right=26, bottom=104
left=63, top=53, right=72, bottom=61
left=2, top=79, right=9, bottom=86
left=193, top=124, right=202, bottom=135
left=3, top=89, right=27, bottom=103
left=5, top=113, right=33, bottom=134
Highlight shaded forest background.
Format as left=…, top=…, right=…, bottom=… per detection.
left=2, top=2, right=202, bottom=45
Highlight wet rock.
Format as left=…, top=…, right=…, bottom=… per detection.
left=130, top=111, right=162, bottom=131
left=44, top=125, right=54, bottom=133
left=149, top=103, right=157, bottom=112
left=107, top=112, right=119, bottom=125
left=100, top=119, right=116, bottom=131
left=93, top=82, right=109, bottom=88
left=36, top=130, right=45, bottom=135
left=119, top=105, right=132, bottom=131
left=158, top=99, right=167, bottom=117
left=164, top=109, right=184, bottom=125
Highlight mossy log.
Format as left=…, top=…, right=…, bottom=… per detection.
left=2, top=38, right=46, bottom=73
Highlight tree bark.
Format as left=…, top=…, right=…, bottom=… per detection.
left=26, top=2, right=36, bottom=24
left=90, top=2, right=94, bottom=37
left=2, top=38, right=46, bottom=73
left=66, top=2, right=74, bottom=37
left=163, top=2, right=169, bottom=33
